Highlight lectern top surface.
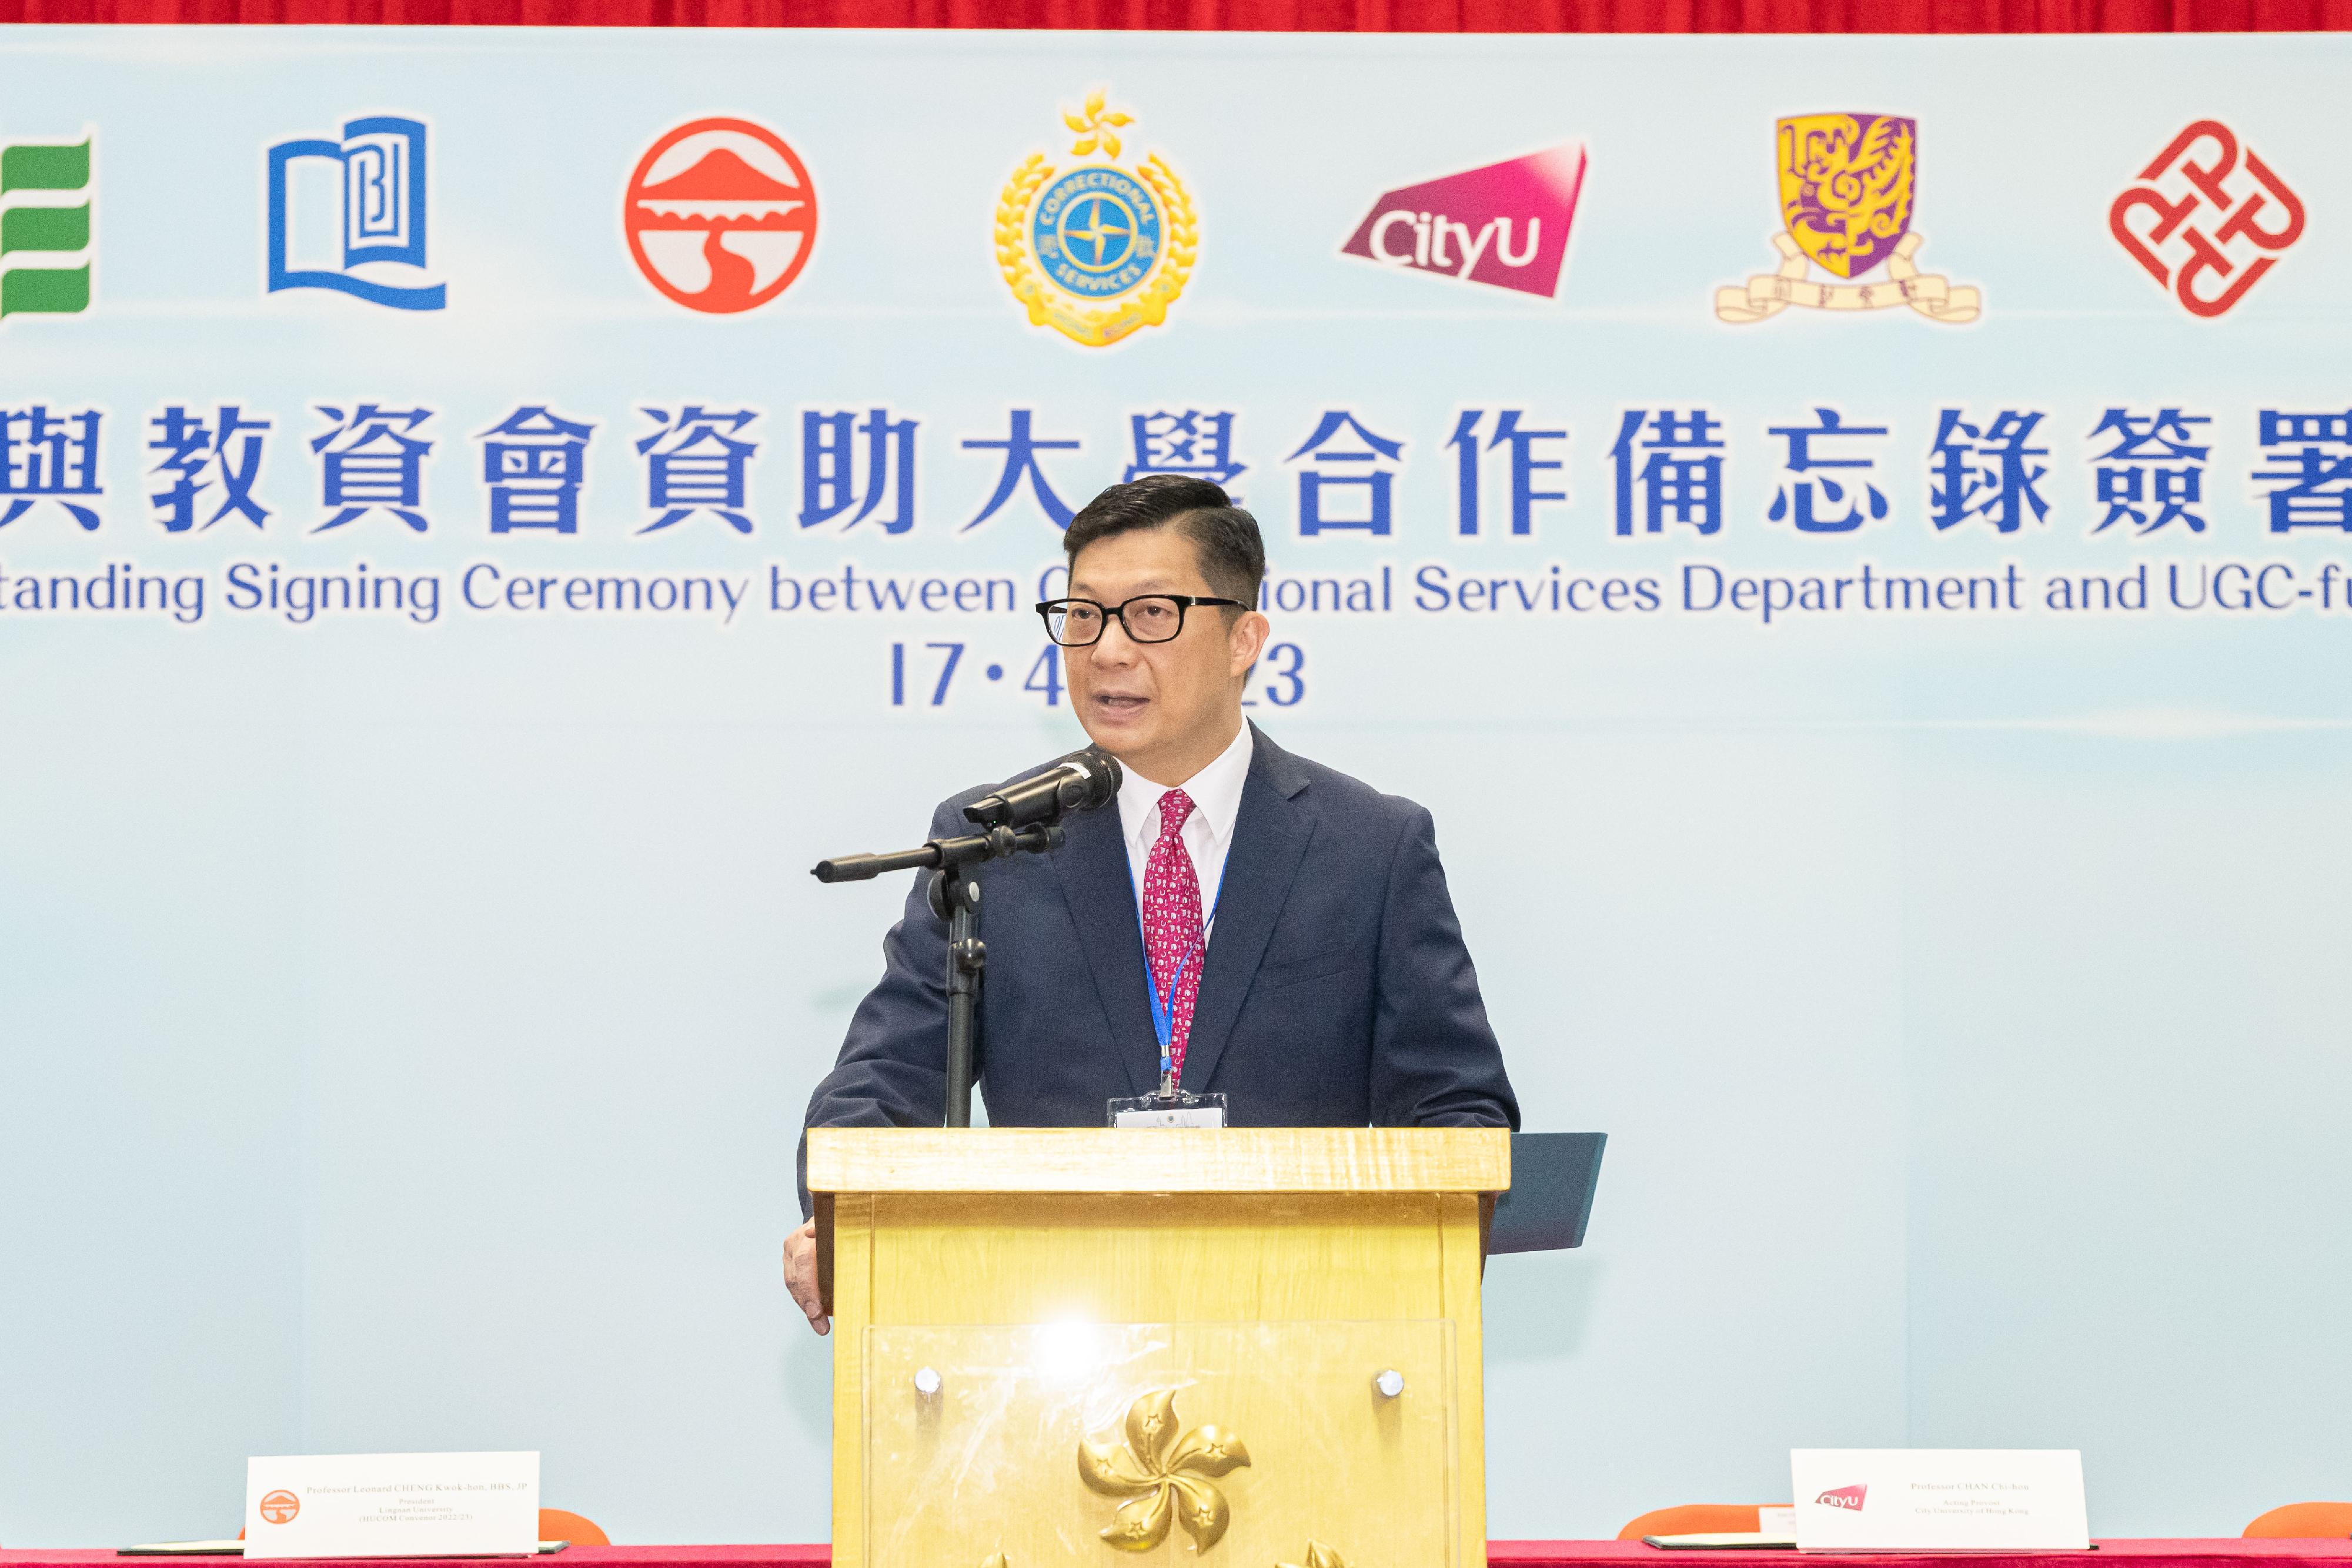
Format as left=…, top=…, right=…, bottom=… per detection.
left=806, top=1126, right=1510, bottom=1195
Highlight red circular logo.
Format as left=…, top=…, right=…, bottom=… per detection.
left=259, top=1490, right=300, bottom=1525
left=626, top=118, right=817, bottom=314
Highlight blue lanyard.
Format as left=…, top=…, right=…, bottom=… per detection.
left=1135, top=875, right=1223, bottom=1084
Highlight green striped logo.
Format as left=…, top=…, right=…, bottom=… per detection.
left=0, top=136, right=91, bottom=319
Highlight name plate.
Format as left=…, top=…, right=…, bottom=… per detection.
left=1791, top=1449, right=2089, bottom=1551
left=243, top=1451, right=539, bottom=1558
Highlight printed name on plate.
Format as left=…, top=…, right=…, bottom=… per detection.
left=1790, top=1449, right=2089, bottom=1551
left=243, top=1452, right=540, bottom=1559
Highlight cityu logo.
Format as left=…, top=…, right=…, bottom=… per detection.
left=1816, top=1485, right=1869, bottom=1512
left=1341, top=144, right=1585, bottom=298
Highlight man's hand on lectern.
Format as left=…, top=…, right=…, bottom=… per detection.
left=783, top=1218, right=830, bottom=1335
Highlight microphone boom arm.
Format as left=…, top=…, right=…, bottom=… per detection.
left=810, top=821, right=1064, bottom=885
left=809, top=821, right=1068, bottom=1128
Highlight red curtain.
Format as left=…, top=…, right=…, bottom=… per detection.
left=2, top=0, right=2342, bottom=44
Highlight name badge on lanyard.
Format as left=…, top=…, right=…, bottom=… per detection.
left=1108, top=862, right=1228, bottom=1129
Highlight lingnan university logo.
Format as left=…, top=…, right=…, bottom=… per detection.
left=626, top=118, right=817, bottom=315
left=995, top=88, right=1196, bottom=348
left=2110, top=120, right=2303, bottom=318
left=1716, top=113, right=1979, bottom=326
left=258, top=1490, right=300, bottom=1524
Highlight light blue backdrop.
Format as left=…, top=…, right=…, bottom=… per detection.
left=2, top=25, right=2350, bottom=1549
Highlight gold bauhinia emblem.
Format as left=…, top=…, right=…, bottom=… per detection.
left=1078, top=1388, right=1251, bottom=1552
left=1278, top=1544, right=1350, bottom=1568
left=1715, top=112, right=1980, bottom=325
left=995, top=86, right=1198, bottom=349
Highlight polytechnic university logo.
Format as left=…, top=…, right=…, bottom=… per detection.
left=626, top=118, right=818, bottom=314
left=1715, top=113, right=1979, bottom=325
left=0, top=131, right=93, bottom=322
left=2110, top=120, right=2303, bottom=318
left=995, top=88, right=1196, bottom=348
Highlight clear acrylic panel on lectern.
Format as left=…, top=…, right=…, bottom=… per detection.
left=863, top=1320, right=1458, bottom=1568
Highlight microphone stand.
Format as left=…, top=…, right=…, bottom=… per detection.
left=811, top=821, right=1067, bottom=1128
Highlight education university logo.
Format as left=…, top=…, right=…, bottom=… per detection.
left=995, top=88, right=1196, bottom=347
left=1340, top=143, right=1585, bottom=298
left=1715, top=113, right=1979, bottom=325
left=266, top=115, right=445, bottom=310
left=625, top=118, right=818, bottom=314
left=2110, top=120, right=2303, bottom=318
left=0, top=132, right=92, bottom=320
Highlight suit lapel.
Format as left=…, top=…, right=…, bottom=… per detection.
left=1180, top=725, right=1314, bottom=1094
left=1052, top=792, right=1157, bottom=1096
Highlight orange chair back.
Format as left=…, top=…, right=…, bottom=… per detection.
left=2244, top=1503, right=2352, bottom=1539
left=1619, top=1505, right=1776, bottom=1540
left=539, top=1509, right=610, bottom=1546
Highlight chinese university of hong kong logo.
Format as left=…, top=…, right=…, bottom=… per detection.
left=995, top=88, right=1196, bottom=348
left=1716, top=113, right=1979, bottom=326
left=258, top=1490, right=300, bottom=1524
left=1816, top=1485, right=1867, bottom=1511
left=1339, top=143, right=1585, bottom=299
left=2110, top=121, right=2303, bottom=319
left=0, top=133, right=93, bottom=321
left=625, top=118, right=817, bottom=314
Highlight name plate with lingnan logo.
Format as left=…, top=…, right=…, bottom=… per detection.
left=243, top=1451, right=539, bottom=1558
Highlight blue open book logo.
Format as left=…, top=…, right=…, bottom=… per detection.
left=266, top=115, right=445, bottom=310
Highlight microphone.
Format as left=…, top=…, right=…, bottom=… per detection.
left=962, top=746, right=1124, bottom=831
left=810, top=748, right=1120, bottom=882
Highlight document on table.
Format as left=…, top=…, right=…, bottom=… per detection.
left=120, top=1542, right=574, bottom=1556
left=118, top=1543, right=248, bottom=1556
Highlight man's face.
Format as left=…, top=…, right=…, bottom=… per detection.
left=1064, top=524, right=1269, bottom=783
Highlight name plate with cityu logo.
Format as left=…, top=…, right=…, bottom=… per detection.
left=244, top=1452, right=540, bottom=1558
left=1790, top=1449, right=2090, bottom=1552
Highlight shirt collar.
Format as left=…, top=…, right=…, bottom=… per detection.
left=1120, top=721, right=1254, bottom=851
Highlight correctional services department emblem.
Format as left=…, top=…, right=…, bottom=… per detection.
left=1715, top=112, right=1979, bottom=325
left=995, top=88, right=1196, bottom=348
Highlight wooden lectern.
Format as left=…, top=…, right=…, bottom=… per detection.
left=808, top=1126, right=1509, bottom=1568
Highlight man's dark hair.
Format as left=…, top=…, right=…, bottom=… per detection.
left=1064, top=474, right=1265, bottom=608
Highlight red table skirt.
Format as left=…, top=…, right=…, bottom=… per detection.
left=8, top=1543, right=2352, bottom=1568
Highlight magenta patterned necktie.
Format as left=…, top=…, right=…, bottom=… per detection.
left=1141, top=787, right=1204, bottom=1085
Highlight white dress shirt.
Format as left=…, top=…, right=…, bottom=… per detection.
left=1119, top=721, right=1254, bottom=936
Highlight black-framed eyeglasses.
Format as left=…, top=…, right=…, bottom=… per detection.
left=1036, top=594, right=1246, bottom=647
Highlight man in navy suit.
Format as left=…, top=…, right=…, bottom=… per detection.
left=783, top=474, right=1516, bottom=1332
